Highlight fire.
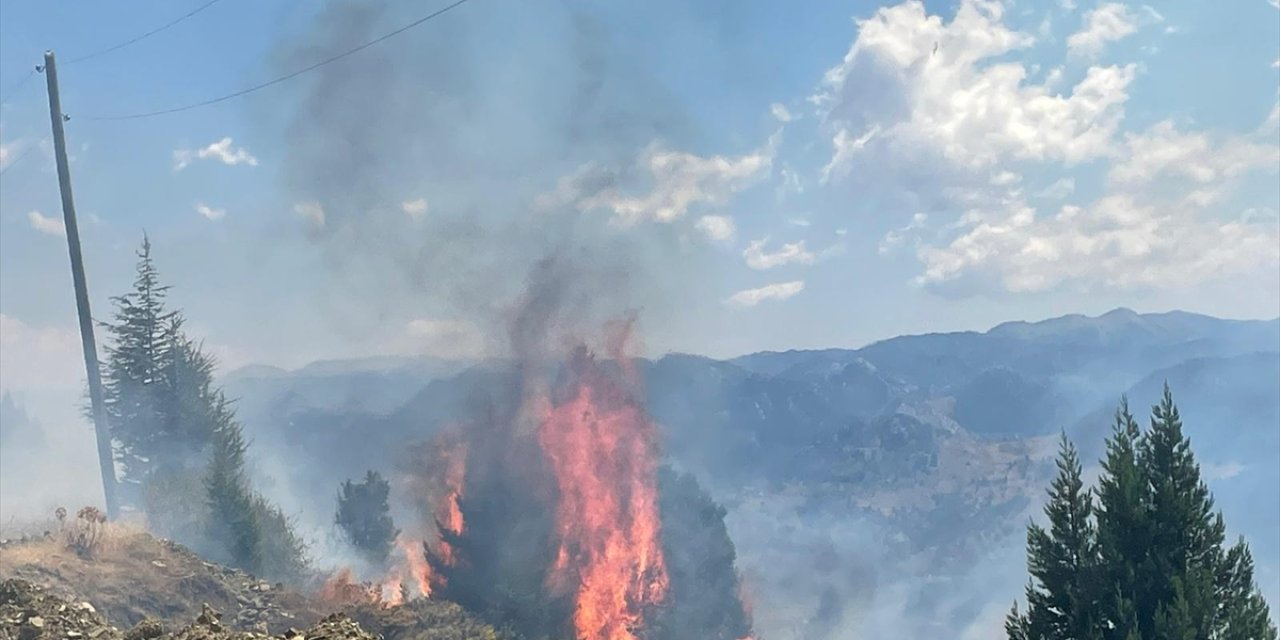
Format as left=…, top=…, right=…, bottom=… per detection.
left=320, top=568, right=380, bottom=606
left=435, top=440, right=468, bottom=567
left=396, top=534, right=433, bottom=598
left=537, top=351, right=669, bottom=640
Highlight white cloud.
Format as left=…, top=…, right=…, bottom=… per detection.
left=990, top=170, right=1021, bottom=186
left=744, top=239, right=816, bottom=270
left=770, top=103, right=795, bottom=123
left=787, top=217, right=812, bottom=228
left=173, top=137, right=258, bottom=171
left=1068, top=3, right=1139, bottom=58
left=195, top=202, right=225, bottom=221
left=1038, top=178, right=1076, bottom=200
left=1109, top=120, right=1277, bottom=186
left=821, top=125, right=880, bottom=183
left=295, top=201, right=326, bottom=228
left=0, top=139, right=22, bottom=171
left=916, top=187, right=1279, bottom=294
left=726, top=281, right=806, bottom=307
left=402, top=198, right=429, bottom=219
left=695, top=215, right=736, bottom=242
left=0, top=315, right=83, bottom=391
left=1202, top=461, right=1246, bottom=481
left=879, top=212, right=929, bottom=255
left=27, top=211, right=65, bottom=236
left=814, top=0, right=1135, bottom=171
left=541, top=138, right=775, bottom=225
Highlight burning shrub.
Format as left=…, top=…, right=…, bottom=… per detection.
left=390, top=345, right=754, bottom=640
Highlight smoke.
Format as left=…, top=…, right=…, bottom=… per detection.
left=258, top=0, right=722, bottom=361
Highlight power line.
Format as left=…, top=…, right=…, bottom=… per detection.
left=88, top=0, right=475, bottom=122
left=0, top=69, right=37, bottom=107
left=66, top=0, right=229, bottom=64
left=0, top=144, right=38, bottom=178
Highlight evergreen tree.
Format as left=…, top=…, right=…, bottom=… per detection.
left=1139, top=385, right=1224, bottom=638
left=205, top=414, right=262, bottom=573
left=100, top=237, right=178, bottom=484
left=98, top=236, right=307, bottom=583
left=1008, top=388, right=1277, bottom=640
left=335, top=470, right=399, bottom=564
left=1095, top=399, right=1147, bottom=640
left=1020, top=434, right=1102, bottom=640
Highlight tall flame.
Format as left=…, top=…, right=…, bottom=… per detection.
left=397, top=534, right=433, bottom=598
left=436, top=440, right=468, bottom=567
left=537, top=353, right=669, bottom=640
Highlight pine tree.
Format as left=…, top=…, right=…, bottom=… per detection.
left=1139, top=385, right=1224, bottom=638
left=1021, top=433, right=1102, bottom=640
left=335, top=470, right=399, bottom=564
left=205, top=414, right=262, bottom=573
left=1095, top=399, right=1147, bottom=640
left=1009, top=388, right=1277, bottom=639
left=100, top=236, right=178, bottom=484
left=1006, top=601, right=1031, bottom=640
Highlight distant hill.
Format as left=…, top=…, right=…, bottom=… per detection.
left=220, top=308, right=1279, bottom=638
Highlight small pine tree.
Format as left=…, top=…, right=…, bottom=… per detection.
left=335, top=470, right=399, bottom=564
left=205, top=416, right=262, bottom=573
left=1008, top=388, right=1277, bottom=639
left=1095, top=399, right=1147, bottom=640
left=1021, top=434, right=1102, bottom=640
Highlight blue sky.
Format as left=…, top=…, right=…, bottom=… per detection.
left=1, top=0, right=1278, bottom=408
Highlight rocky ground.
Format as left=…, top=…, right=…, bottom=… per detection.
left=0, top=531, right=504, bottom=640
left=0, top=578, right=376, bottom=640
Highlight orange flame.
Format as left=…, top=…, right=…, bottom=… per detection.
left=397, top=534, right=433, bottom=598
left=435, top=440, right=468, bottom=567
left=537, top=352, right=669, bottom=640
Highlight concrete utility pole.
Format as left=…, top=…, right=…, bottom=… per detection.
left=42, top=50, right=119, bottom=519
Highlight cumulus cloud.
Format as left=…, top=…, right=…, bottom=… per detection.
left=695, top=215, right=736, bottom=242
left=1109, top=120, right=1277, bottom=186
left=744, top=239, right=816, bottom=270
left=879, top=213, right=929, bottom=255
left=402, top=198, right=429, bottom=219
left=295, top=201, right=326, bottom=228
left=540, top=138, right=775, bottom=225
left=1038, top=178, right=1076, bottom=200
left=821, top=125, right=880, bottom=183
left=1067, top=3, right=1139, bottom=58
left=27, top=211, right=65, bottom=236
left=813, top=0, right=1134, bottom=169
left=726, top=280, right=806, bottom=307
left=913, top=114, right=1279, bottom=294
left=916, top=188, right=1279, bottom=294
left=770, top=103, right=795, bottom=123
left=801, top=0, right=1279, bottom=297
left=195, top=202, right=226, bottom=221
left=173, top=137, right=259, bottom=171
left=990, top=171, right=1021, bottom=186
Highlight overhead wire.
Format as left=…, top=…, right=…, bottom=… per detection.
left=0, top=69, right=37, bottom=107
left=0, top=0, right=228, bottom=109
left=86, top=0, right=475, bottom=122
left=65, top=0, right=229, bottom=64
left=0, top=144, right=38, bottom=178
